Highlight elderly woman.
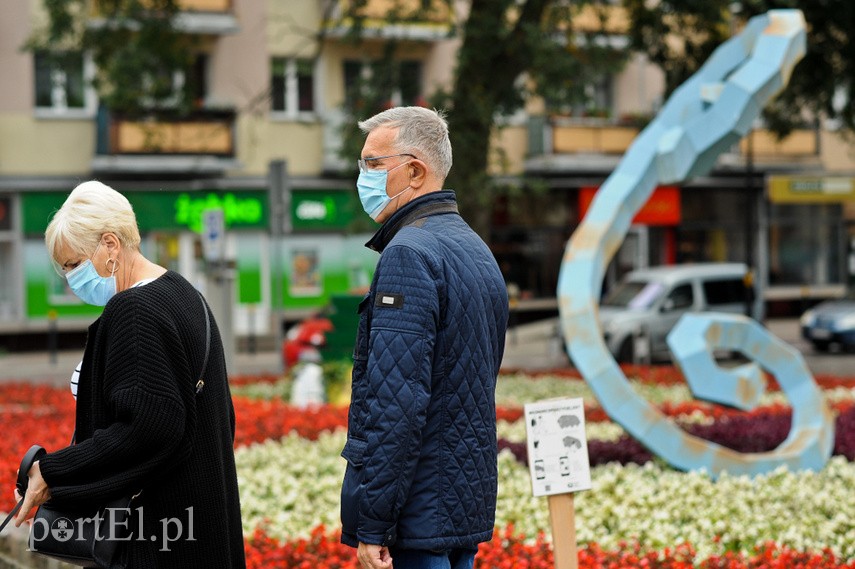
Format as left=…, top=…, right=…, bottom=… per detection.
left=14, top=181, right=246, bottom=568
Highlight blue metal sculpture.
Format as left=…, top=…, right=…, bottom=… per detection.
left=557, top=10, right=835, bottom=476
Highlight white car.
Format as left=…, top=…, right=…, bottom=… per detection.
left=599, top=263, right=754, bottom=362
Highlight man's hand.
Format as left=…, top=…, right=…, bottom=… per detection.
left=14, top=461, right=50, bottom=527
left=357, top=542, right=393, bottom=569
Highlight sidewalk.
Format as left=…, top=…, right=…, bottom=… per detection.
left=0, top=349, right=283, bottom=386
left=0, top=317, right=805, bottom=384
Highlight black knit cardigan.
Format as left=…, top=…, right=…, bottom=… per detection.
left=38, top=271, right=246, bottom=568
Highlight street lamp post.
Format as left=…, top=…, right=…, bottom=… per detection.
left=744, top=128, right=755, bottom=318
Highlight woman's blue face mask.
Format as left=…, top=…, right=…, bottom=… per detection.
left=357, top=160, right=412, bottom=221
left=65, top=245, right=117, bottom=306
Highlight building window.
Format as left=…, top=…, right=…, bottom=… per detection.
left=343, top=59, right=424, bottom=108
left=139, top=54, right=209, bottom=110
left=34, top=51, right=93, bottom=115
left=343, top=60, right=365, bottom=108
left=398, top=60, right=423, bottom=106
left=271, top=58, right=316, bottom=117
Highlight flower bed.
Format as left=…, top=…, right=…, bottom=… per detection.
left=1, top=365, right=854, bottom=567
left=244, top=528, right=855, bottom=569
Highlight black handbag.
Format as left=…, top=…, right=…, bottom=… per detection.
left=27, top=466, right=138, bottom=568
left=1, top=291, right=211, bottom=568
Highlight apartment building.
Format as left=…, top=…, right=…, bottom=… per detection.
left=0, top=0, right=853, bottom=345
left=0, top=0, right=461, bottom=342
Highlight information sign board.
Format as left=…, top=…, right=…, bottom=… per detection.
left=524, top=398, right=592, bottom=497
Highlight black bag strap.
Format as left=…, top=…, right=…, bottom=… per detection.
left=67, top=290, right=211, bottom=444
left=0, top=445, right=46, bottom=534
left=195, top=290, right=211, bottom=395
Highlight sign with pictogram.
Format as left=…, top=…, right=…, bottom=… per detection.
left=524, top=397, right=592, bottom=497
left=201, top=208, right=225, bottom=262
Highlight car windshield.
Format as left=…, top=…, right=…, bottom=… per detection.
left=602, top=280, right=665, bottom=309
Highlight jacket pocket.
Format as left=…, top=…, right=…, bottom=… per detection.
left=350, top=294, right=372, bottom=430
left=341, top=437, right=367, bottom=467
left=340, top=437, right=368, bottom=536
left=352, top=293, right=371, bottom=361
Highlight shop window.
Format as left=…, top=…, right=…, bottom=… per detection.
left=769, top=203, right=844, bottom=286
left=0, top=197, right=10, bottom=232
left=34, top=51, right=94, bottom=116
left=0, top=242, right=13, bottom=319
left=271, top=58, right=316, bottom=117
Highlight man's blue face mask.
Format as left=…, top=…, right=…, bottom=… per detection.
left=356, top=160, right=413, bottom=221
left=65, top=244, right=117, bottom=306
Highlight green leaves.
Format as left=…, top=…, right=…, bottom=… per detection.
left=625, top=0, right=855, bottom=138
left=29, top=0, right=197, bottom=117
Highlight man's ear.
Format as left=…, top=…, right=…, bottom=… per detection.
left=408, top=159, right=428, bottom=189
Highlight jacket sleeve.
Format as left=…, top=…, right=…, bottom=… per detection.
left=39, top=295, right=192, bottom=506
left=358, top=243, right=439, bottom=546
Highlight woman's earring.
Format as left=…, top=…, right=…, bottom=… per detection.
left=105, top=258, right=119, bottom=275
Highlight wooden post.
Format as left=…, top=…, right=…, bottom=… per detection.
left=548, top=493, right=578, bottom=569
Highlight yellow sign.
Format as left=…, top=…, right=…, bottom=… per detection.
left=768, top=175, right=855, bottom=203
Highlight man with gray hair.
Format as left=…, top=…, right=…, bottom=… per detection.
left=340, top=106, right=509, bottom=569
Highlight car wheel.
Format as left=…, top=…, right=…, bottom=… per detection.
left=812, top=340, right=830, bottom=352
left=617, top=337, right=634, bottom=363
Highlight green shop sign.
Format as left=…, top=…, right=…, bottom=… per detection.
left=291, top=189, right=359, bottom=231
left=23, top=190, right=268, bottom=234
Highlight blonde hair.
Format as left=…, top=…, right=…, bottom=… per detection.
left=45, top=181, right=141, bottom=264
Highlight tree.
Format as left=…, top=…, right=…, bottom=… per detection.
left=624, top=0, right=855, bottom=137
left=442, top=1, right=629, bottom=234
left=29, top=0, right=196, bottom=116
left=339, top=1, right=627, bottom=235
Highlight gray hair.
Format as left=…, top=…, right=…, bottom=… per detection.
left=45, top=180, right=141, bottom=264
left=358, top=106, right=453, bottom=180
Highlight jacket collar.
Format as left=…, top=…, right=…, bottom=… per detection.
left=366, top=190, right=459, bottom=253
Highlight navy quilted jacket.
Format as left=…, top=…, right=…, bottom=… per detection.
left=340, top=190, right=509, bottom=550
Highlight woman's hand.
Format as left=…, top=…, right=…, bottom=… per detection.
left=14, top=461, right=51, bottom=527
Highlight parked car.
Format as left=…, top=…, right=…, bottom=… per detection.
left=282, top=315, right=333, bottom=369
left=599, top=263, right=753, bottom=362
left=799, top=292, right=855, bottom=352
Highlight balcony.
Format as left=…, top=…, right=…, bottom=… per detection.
left=552, top=122, right=639, bottom=154
left=524, top=115, right=821, bottom=173
left=324, top=0, right=454, bottom=41
left=92, top=109, right=240, bottom=175
left=569, top=4, right=629, bottom=35
left=89, top=0, right=238, bottom=35
left=739, top=129, right=818, bottom=158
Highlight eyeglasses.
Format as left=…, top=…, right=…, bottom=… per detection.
left=357, top=153, right=415, bottom=173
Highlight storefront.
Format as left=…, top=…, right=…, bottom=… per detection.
left=765, top=175, right=850, bottom=311
left=1, top=183, right=378, bottom=338
left=580, top=185, right=681, bottom=289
